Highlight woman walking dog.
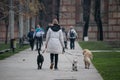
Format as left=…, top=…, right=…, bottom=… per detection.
left=45, top=18, right=65, bottom=70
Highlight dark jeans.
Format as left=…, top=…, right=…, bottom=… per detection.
left=70, top=38, right=75, bottom=49
left=36, top=36, right=43, bottom=50
left=50, top=53, right=58, bottom=68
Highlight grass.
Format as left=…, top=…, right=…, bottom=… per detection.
left=0, top=43, right=10, bottom=51
left=79, top=41, right=120, bottom=50
left=79, top=41, right=120, bottom=80
left=92, top=52, right=120, bottom=80
left=0, top=43, right=30, bottom=60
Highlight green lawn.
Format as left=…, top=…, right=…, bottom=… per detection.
left=79, top=41, right=120, bottom=80
left=92, top=52, right=120, bottom=80
left=0, top=43, right=30, bottom=60
left=79, top=41, right=120, bottom=50
left=0, top=43, right=10, bottom=51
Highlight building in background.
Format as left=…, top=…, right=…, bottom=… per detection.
left=0, top=0, right=120, bottom=42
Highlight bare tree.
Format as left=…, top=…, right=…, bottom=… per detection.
left=82, top=0, right=91, bottom=41
left=82, top=0, right=103, bottom=41
left=94, top=0, right=103, bottom=41
left=0, top=0, right=9, bottom=44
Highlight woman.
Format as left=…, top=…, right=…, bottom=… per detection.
left=45, top=19, right=64, bottom=70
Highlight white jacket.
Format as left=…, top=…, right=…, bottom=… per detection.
left=45, top=28, right=64, bottom=54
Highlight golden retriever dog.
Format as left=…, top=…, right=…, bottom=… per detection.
left=83, top=49, right=93, bottom=69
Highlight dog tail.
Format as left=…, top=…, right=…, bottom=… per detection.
left=89, top=52, right=93, bottom=60
left=84, top=57, right=91, bottom=63
left=90, top=54, right=93, bottom=60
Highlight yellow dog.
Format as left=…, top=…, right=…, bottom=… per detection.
left=83, top=49, right=93, bottom=69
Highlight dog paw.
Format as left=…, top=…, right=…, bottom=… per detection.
left=85, top=67, right=90, bottom=69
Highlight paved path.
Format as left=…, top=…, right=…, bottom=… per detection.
left=0, top=42, right=103, bottom=80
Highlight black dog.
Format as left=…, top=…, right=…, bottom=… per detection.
left=37, top=49, right=44, bottom=70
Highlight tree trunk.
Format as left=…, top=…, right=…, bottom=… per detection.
left=19, top=4, right=23, bottom=38
left=19, top=3, right=24, bottom=47
left=82, top=0, right=91, bottom=41
left=26, top=0, right=30, bottom=34
left=31, top=16, right=36, bottom=28
left=5, top=17, right=9, bottom=44
left=26, top=17, right=30, bottom=34
left=31, top=0, right=36, bottom=28
left=9, top=0, right=14, bottom=39
left=9, top=0, right=15, bottom=50
left=94, top=0, right=103, bottom=41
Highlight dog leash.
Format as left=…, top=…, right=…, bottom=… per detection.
left=65, top=51, right=82, bottom=57
left=64, top=51, right=83, bottom=64
left=64, top=53, right=73, bottom=63
left=42, top=48, right=46, bottom=54
left=64, top=52, right=78, bottom=63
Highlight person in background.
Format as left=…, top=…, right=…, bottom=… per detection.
left=67, top=26, right=78, bottom=49
left=34, top=24, right=44, bottom=51
left=27, top=28, right=35, bottom=50
left=62, top=27, right=68, bottom=49
left=45, top=18, right=65, bottom=70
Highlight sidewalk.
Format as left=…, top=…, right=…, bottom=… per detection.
left=0, top=42, right=103, bottom=80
